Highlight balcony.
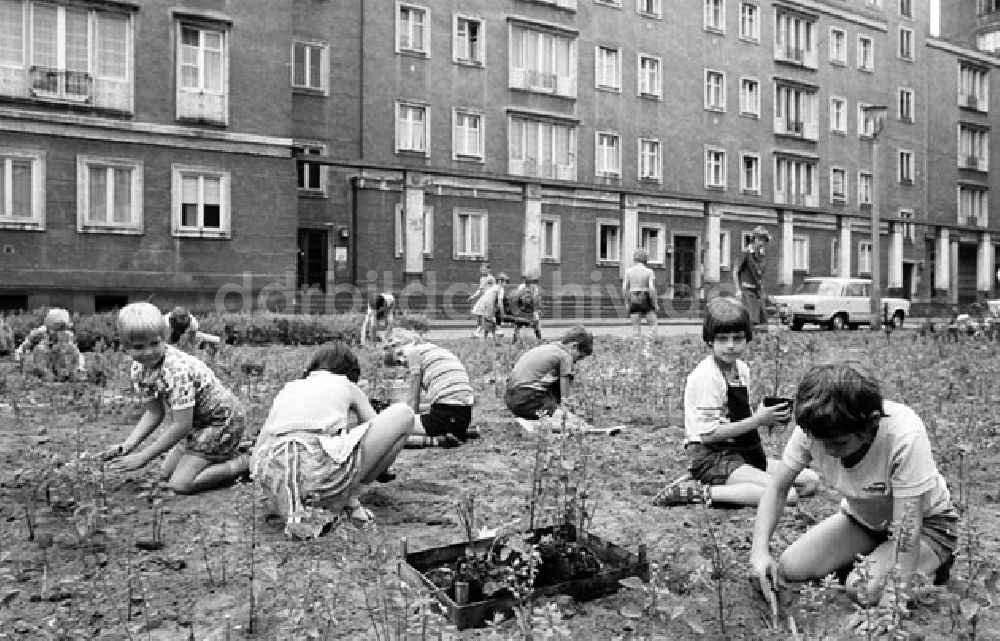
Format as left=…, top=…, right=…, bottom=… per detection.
left=509, top=157, right=576, bottom=180
left=961, top=94, right=982, bottom=110
left=775, top=44, right=817, bottom=69
left=509, top=67, right=576, bottom=98
left=774, top=190, right=818, bottom=207
left=960, top=155, right=988, bottom=171
left=30, top=67, right=91, bottom=102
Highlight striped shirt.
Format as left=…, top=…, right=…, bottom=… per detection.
left=402, top=343, right=474, bottom=406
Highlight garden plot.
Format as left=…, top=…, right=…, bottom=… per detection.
left=1, top=331, right=999, bottom=640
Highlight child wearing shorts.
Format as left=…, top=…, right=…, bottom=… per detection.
left=103, top=303, right=248, bottom=494
left=504, top=325, right=593, bottom=419
left=361, top=292, right=396, bottom=345
left=382, top=329, right=475, bottom=447
left=15, top=308, right=86, bottom=379
left=751, top=363, right=958, bottom=611
left=680, top=297, right=818, bottom=507
left=252, top=342, right=413, bottom=532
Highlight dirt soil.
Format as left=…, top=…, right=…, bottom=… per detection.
left=1, top=331, right=999, bottom=640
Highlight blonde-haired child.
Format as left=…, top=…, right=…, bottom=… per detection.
left=15, top=308, right=85, bottom=380
left=103, top=302, right=248, bottom=494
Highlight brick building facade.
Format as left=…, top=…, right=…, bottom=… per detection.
left=2, top=0, right=999, bottom=316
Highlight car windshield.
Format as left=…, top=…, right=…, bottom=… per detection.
left=795, top=280, right=841, bottom=296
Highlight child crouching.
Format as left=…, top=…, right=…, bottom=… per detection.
left=15, top=308, right=85, bottom=380
left=103, top=303, right=248, bottom=494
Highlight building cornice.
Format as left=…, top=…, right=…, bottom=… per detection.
left=775, top=0, right=887, bottom=32
left=506, top=15, right=579, bottom=36
left=0, top=108, right=293, bottom=157
left=927, top=38, right=1000, bottom=67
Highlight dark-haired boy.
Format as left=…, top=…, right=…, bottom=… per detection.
left=751, top=363, right=958, bottom=614
left=504, top=325, right=593, bottom=420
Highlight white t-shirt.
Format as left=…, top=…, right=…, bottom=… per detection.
left=684, top=355, right=752, bottom=445
left=781, top=401, right=952, bottom=531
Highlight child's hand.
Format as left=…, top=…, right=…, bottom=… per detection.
left=756, top=401, right=791, bottom=427
left=108, top=453, right=148, bottom=472
left=750, top=552, right=782, bottom=623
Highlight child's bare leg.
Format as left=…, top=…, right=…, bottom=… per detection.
left=779, top=513, right=878, bottom=584
left=845, top=537, right=942, bottom=605
left=707, top=464, right=798, bottom=507
left=645, top=311, right=658, bottom=334
left=159, top=444, right=185, bottom=482
left=630, top=313, right=641, bottom=336
left=356, top=404, right=414, bottom=484
left=168, top=453, right=250, bottom=495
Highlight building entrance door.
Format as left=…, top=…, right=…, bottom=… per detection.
left=673, top=235, right=697, bottom=299
left=902, top=262, right=915, bottom=300
left=297, top=229, right=329, bottom=293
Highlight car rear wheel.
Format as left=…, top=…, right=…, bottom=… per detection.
left=890, top=311, right=905, bottom=328
left=829, top=313, right=849, bottom=331
left=790, top=318, right=804, bottom=331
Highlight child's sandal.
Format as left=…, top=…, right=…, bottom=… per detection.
left=652, top=482, right=704, bottom=507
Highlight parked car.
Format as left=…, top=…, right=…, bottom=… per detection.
left=773, top=277, right=911, bottom=331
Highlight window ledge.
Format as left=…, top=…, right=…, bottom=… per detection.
left=829, top=60, right=847, bottom=67
left=292, top=86, right=328, bottom=97
left=596, top=85, right=622, bottom=94
left=172, top=230, right=231, bottom=240
left=454, top=59, right=485, bottom=68
left=740, top=111, right=760, bottom=120
left=704, top=106, right=726, bottom=113
left=739, top=36, right=760, bottom=45
left=857, top=67, right=875, bottom=74
left=705, top=185, right=726, bottom=192
left=639, top=92, right=662, bottom=101
left=741, top=188, right=761, bottom=196
left=78, top=226, right=143, bottom=235
left=704, top=26, right=725, bottom=36
left=637, top=11, right=662, bottom=19
left=453, top=255, right=488, bottom=262
left=396, top=49, right=429, bottom=59
left=395, top=149, right=429, bottom=158
left=541, top=258, right=561, bottom=264
left=596, top=260, right=621, bottom=266
left=0, top=222, right=45, bottom=232
left=297, top=189, right=329, bottom=199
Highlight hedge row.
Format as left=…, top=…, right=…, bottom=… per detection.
left=1, top=310, right=430, bottom=352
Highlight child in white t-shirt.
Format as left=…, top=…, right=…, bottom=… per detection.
left=751, top=364, right=958, bottom=612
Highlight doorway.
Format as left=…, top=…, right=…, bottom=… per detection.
left=297, top=229, right=329, bottom=293
left=902, top=262, right=915, bottom=300
left=673, top=235, right=698, bottom=299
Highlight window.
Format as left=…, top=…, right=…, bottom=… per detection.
left=638, top=54, right=661, bottom=97
left=830, top=97, right=846, bottom=133
left=831, top=238, right=840, bottom=274
left=865, top=0, right=883, bottom=8
left=741, top=153, right=760, bottom=194
left=978, top=30, right=1000, bottom=54
left=597, top=220, right=621, bottom=262
left=394, top=204, right=433, bottom=257
left=858, top=171, right=872, bottom=204
left=829, top=28, right=846, bottom=64
left=858, top=241, right=873, bottom=274
left=296, top=145, right=326, bottom=193
left=595, top=132, right=621, bottom=177
left=541, top=215, right=560, bottom=261
left=454, top=15, right=484, bottom=65
left=638, top=138, right=661, bottom=181
left=595, top=46, right=621, bottom=91
left=830, top=167, right=847, bottom=203
left=704, top=0, right=724, bottom=32
left=739, top=3, right=759, bottom=41
left=292, top=41, right=327, bottom=92
left=454, top=209, right=487, bottom=259
left=959, top=124, right=989, bottom=170
left=899, top=0, right=912, bottom=17
left=959, top=63, right=989, bottom=111
left=177, top=22, right=228, bottom=124
left=898, top=27, right=913, bottom=60
left=1, top=3, right=131, bottom=110
left=979, top=0, right=1000, bottom=13
left=774, top=156, right=817, bottom=206
left=705, top=69, right=725, bottom=111
left=858, top=102, right=879, bottom=137
left=740, top=77, right=760, bottom=116
left=0, top=148, right=45, bottom=230
left=741, top=231, right=755, bottom=251
left=171, top=165, right=230, bottom=238
left=705, top=148, right=726, bottom=189
left=719, top=231, right=731, bottom=269
left=898, top=209, right=915, bottom=243
left=396, top=101, right=429, bottom=155
left=640, top=224, right=665, bottom=264
left=508, top=116, right=577, bottom=180
left=775, top=83, right=818, bottom=139
left=958, top=186, right=988, bottom=226
left=397, top=3, right=428, bottom=55
left=898, top=88, right=914, bottom=122
left=509, top=24, right=577, bottom=98
left=453, top=109, right=484, bottom=160
left=775, top=11, right=816, bottom=67
left=857, top=36, right=874, bottom=71
left=637, top=0, right=661, bottom=18
left=792, top=236, right=809, bottom=271
left=898, top=150, right=914, bottom=183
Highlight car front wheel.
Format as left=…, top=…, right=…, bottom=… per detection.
left=829, top=313, right=849, bottom=331
left=790, top=318, right=804, bottom=331
left=890, top=311, right=905, bottom=328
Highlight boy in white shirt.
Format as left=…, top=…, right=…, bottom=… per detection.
left=751, top=364, right=958, bottom=613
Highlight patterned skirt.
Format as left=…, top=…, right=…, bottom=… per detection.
left=251, top=424, right=370, bottom=519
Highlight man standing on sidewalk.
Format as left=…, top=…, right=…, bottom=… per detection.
left=734, top=226, right=771, bottom=328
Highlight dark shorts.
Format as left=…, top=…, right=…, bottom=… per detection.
left=419, top=403, right=473, bottom=439
left=505, top=385, right=559, bottom=419
left=687, top=441, right=767, bottom=486
left=741, top=289, right=767, bottom=324
left=628, top=291, right=655, bottom=314
left=842, top=507, right=959, bottom=566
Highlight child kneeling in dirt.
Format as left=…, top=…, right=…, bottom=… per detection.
left=14, top=308, right=86, bottom=380
left=164, top=306, right=221, bottom=353
left=382, top=329, right=476, bottom=448
left=505, top=325, right=593, bottom=420
left=676, top=297, right=818, bottom=507
left=751, top=363, right=958, bottom=614
left=252, top=342, right=413, bottom=532
left=103, top=303, right=249, bottom=494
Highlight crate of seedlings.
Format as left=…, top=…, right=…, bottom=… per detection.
left=399, top=521, right=649, bottom=630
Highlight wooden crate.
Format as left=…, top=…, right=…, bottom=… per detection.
left=399, top=524, right=649, bottom=630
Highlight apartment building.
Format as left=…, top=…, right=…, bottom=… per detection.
left=2, top=0, right=998, bottom=314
